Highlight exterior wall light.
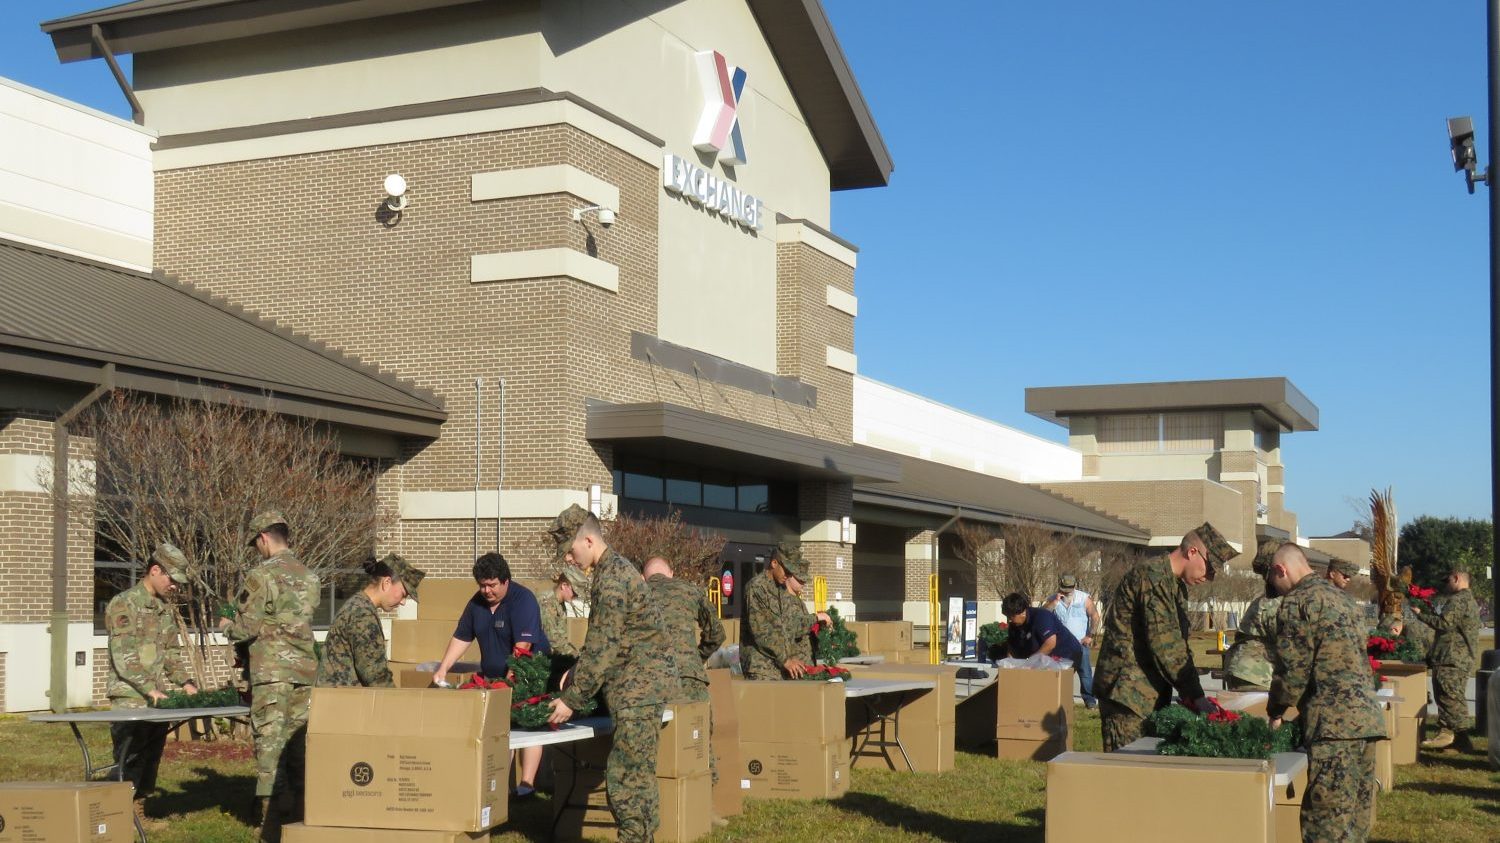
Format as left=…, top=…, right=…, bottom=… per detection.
left=383, top=174, right=409, bottom=212
left=572, top=205, right=615, bottom=227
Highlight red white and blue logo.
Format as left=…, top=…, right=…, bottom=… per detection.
left=692, top=50, right=748, bottom=166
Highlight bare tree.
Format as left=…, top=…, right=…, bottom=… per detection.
left=954, top=519, right=1089, bottom=603
left=599, top=508, right=727, bottom=586
left=51, top=392, right=393, bottom=683
left=954, top=521, right=1005, bottom=600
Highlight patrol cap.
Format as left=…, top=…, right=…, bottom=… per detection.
left=1189, top=521, right=1235, bottom=578
left=548, top=504, right=592, bottom=562
left=247, top=509, right=288, bottom=545
left=383, top=553, right=425, bottom=601
left=1251, top=539, right=1283, bottom=578
left=150, top=542, right=190, bottom=584
left=1058, top=574, right=1078, bottom=590
left=554, top=564, right=589, bottom=587
left=1328, top=558, right=1359, bottom=579
left=773, top=541, right=810, bottom=582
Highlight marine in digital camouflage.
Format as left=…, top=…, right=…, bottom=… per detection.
left=539, top=592, right=577, bottom=658
left=1412, top=586, right=1481, bottom=733
left=555, top=544, right=672, bottom=843
left=1225, top=594, right=1281, bottom=691
left=222, top=547, right=320, bottom=799
left=647, top=571, right=726, bottom=782
left=739, top=567, right=816, bottom=680
left=1270, top=573, right=1384, bottom=841
left=316, top=591, right=392, bottom=688
left=1094, top=555, right=1203, bottom=750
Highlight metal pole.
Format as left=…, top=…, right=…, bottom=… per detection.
left=474, top=378, right=482, bottom=562
left=496, top=378, right=504, bottom=553
left=1490, top=0, right=1500, bottom=624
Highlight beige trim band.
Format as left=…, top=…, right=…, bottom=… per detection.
left=903, top=542, right=934, bottom=561
left=471, top=165, right=619, bottom=210
left=400, top=489, right=619, bottom=520
left=825, top=345, right=858, bottom=374
left=1219, top=471, right=1260, bottom=482
left=825, top=285, right=858, bottom=317
left=776, top=220, right=858, bottom=268
left=1266, top=485, right=1285, bottom=495
left=471, top=248, right=618, bottom=293
left=801, top=519, right=854, bottom=544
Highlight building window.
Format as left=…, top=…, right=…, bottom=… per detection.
left=614, top=456, right=794, bottom=515
left=93, top=559, right=136, bottom=633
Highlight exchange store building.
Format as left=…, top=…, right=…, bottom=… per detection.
left=4, top=0, right=1161, bottom=710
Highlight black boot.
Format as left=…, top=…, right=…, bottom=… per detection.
left=257, top=796, right=281, bottom=843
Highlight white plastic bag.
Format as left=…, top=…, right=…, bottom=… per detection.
left=993, top=654, right=1073, bottom=671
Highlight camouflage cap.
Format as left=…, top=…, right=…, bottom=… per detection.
left=554, top=564, right=589, bottom=587
left=1058, top=574, right=1078, bottom=590
left=773, top=541, right=810, bottom=582
left=1190, top=521, right=1235, bottom=577
left=548, top=504, right=592, bottom=562
left=247, top=509, right=287, bottom=544
left=1251, top=539, right=1283, bottom=577
left=150, top=542, right=190, bottom=584
left=382, top=553, right=425, bottom=601
left=1328, top=558, right=1359, bottom=579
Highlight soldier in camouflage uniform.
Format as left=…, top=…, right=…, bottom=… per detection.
left=220, top=510, right=320, bottom=841
left=643, top=556, right=725, bottom=784
left=1411, top=570, right=1482, bottom=751
left=317, top=554, right=424, bottom=688
left=1225, top=540, right=1285, bottom=692
left=740, top=542, right=830, bottom=680
left=1095, top=522, right=1232, bottom=751
left=106, top=542, right=198, bottom=819
left=547, top=505, right=673, bottom=843
left=1325, top=558, right=1359, bottom=591
left=1267, top=544, right=1385, bottom=843
left=539, top=565, right=588, bottom=659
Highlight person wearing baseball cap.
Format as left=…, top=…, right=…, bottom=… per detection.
left=540, top=564, right=590, bottom=659
left=1095, top=521, right=1234, bottom=751
left=318, top=553, right=425, bottom=688
left=739, top=541, right=831, bottom=680
left=1325, top=558, right=1359, bottom=591
left=104, top=541, right=199, bottom=820
left=1042, top=573, right=1103, bottom=707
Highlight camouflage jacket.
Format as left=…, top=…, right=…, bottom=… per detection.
left=1226, top=595, right=1281, bottom=689
left=740, top=569, right=815, bottom=680
left=557, top=548, right=672, bottom=712
left=646, top=573, right=726, bottom=688
left=1270, top=575, right=1385, bottom=741
left=316, top=591, right=392, bottom=688
left=1094, top=555, right=1203, bottom=716
left=222, top=549, right=320, bottom=686
left=538, top=591, right=578, bottom=658
left=1412, top=590, right=1482, bottom=668
left=106, top=580, right=192, bottom=705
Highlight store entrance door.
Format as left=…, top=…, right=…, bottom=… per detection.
left=717, top=541, right=774, bottom=619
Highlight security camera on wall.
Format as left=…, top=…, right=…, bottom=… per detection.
left=598, top=208, right=615, bottom=227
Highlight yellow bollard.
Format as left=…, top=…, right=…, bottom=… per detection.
left=813, top=576, right=828, bottom=613
left=708, top=576, right=722, bottom=619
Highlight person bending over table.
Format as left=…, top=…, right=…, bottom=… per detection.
left=1002, top=592, right=1083, bottom=665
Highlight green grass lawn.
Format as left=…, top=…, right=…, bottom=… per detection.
left=2, top=708, right=1494, bottom=842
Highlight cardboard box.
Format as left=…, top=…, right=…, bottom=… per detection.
left=1376, top=662, right=1429, bottom=720
left=305, top=687, right=510, bottom=832
left=389, top=619, right=477, bottom=664
left=0, top=782, right=133, bottom=843
left=847, top=621, right=914, bottom=654
left=720, top=618, right=739, bottom=646
left=1275, top=804, right=1300, bottom=843
left=566, top=617, right=589, bottom=651
left=1391, top=715, right=1421, bottom=766
left=391, top=663, right=472, bottom=690
left=1375, top=703, right=1397, bottom=791
left=955, top=668, right=1073, bottom=748
left=733, top=680, right=845, bottom=745
left=845, top=664, right=957, bottom=773
left=415, top=579, right=478, bottom=621
left=738, top=741, right=850, bottom=799
left=706, top=670, right=743, bottom=818
left=553, top=769, right=712, bottom=842
left=282, top=825, right=488, bottom=842
left=995, top=734, right=1071, bottom=762
left=1213, top=689, right=1270, bottom=718
left=658, top=701, right=711, bottom=778
left=1045, top=752, right=1274, bottom=843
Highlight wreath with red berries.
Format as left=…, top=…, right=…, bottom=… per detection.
left=1144, top=699, right=1301, bottom=759
left=458, top=647, right=597, bottom=730
left=795, top=664, right=852, bottom=682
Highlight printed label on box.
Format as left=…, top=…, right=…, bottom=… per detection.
left=481, top=806, right=491, bottom=826
left=740, top=780, right=750, bottom=790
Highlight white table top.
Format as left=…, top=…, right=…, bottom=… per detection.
left=1114, top=737, right=1306, bottom=786
left=838, top=655, right=887, bottom=665
left=842, top=678, right=937, bottom=698
left=508, top=708, right=674, bottom=750
left=30, top=706, right=249, bottom=724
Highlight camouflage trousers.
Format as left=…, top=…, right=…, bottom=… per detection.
left=1098, top=699, right=1146, bottom=753
left=678, top=679, right=716, bottom=785
left=1302, top=739, right=1376, bottom=843
left=109, top=698, right=169, bottom=796
left=250, top=682, right=311, bottom=798
left=1432, top=664, right=1473, bottom=732
left=607, top=703, right=664, bottom=843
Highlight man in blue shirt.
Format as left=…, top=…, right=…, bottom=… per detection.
left=1002, top=592, right=1083, bottom=665
left=433, top=552, right=549, bottom=795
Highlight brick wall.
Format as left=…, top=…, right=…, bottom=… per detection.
left=92, top=638, right=249, bottom=706
left=0, top=413, right=97, bottom=624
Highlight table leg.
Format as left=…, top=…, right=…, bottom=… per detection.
left=849, top=693, right=916, bottom=773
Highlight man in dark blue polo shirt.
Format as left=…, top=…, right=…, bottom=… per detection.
left=1002, top=592, right=1083, bottom=665
left=432, top=552, right=549, bottom=794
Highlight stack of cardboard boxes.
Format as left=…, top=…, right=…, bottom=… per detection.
left=1046, top=753, right=1277, bottom=842
left=552, top=700, right=714, bottom=842
left=0, top=781, right=135, bottom=842
left=705, top=669, right=744, bottom=820
left=1376, top=662, right=1427, bottom=765
left=733, top=681, right=850, bottom=799
left=955, top=667, right=1075, bottom=760
left=845, top=621, right=914, bottom=664
left=282, top=686, right=510, bottom=842
left=845, top=663, right=957, bottom=773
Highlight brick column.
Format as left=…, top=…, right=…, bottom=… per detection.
left=798, top=479, right=853, bottom=616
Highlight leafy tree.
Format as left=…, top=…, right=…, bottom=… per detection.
left=1397, top=516, right=1492, bottom=609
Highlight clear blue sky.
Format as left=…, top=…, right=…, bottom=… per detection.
left=1, top=2, right=1490, bottom=536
